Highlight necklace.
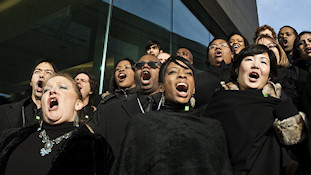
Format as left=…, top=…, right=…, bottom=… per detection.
left=39, top=129, right=72, bottom=156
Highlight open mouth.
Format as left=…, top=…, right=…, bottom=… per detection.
left=215, top=50, right=222, bottom=57
left=249, top=72, right=259, bottom=81
left=37, top=80, right=43, bottom=92
left=118, top=73, right=127, bottom=82
left=233, top=44, right=240, bottom=50
left=282, top=39, right=288, bottom=47
left=141, top=71, right=151, bottom=84
left=305, top=47, right=311, bottom=53
left=49, top=98, right=59, bottom=110
left=176, top=82, right=188, bottom=97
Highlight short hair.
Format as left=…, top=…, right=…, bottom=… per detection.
left=145, top=40, right=161, bottom=52
left=206, top=37, right=234, bottom=66
left=159, top=56, right=196, bottom=84
left=176, top=47, right=193, bottom=62
left=293, top=31, right=311, bottom=59
left=74, top=71, right=98, bottom=96
left=254, top=25, right=277, bottom=41
left=278, top=25, right=298, bottom=40
left=231, top=44, right=278, bottom=84
left=255, top=35, right=290, bottom=67
left=228, top=32, right=250, bottom=47
left=30, top=59, right=58, bottom=80
left=109, top=58, right=136, bottom=92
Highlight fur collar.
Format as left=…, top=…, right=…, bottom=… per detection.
left=220, top=81, right=282, bottom=99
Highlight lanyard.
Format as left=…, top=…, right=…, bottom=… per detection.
left=136, top=97, right=162, bottom=114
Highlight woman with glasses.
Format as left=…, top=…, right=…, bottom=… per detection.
left=112, top=56, right=232, bottom=174
left=256, top=35, right=308, bottom=99
left=101, top=58, right=136, bottom=104
left=205, top=45, right=306, bottom=174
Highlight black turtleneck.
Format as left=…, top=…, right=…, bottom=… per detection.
left=161, top=99, right=192, bottom=112
left=5, top=122, right=75, bottom=175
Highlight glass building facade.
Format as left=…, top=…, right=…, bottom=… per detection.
left=0, top=0, right=214, bottom=103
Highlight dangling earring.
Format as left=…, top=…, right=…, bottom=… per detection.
left=74, top=115, right=79, bottom=128
left=160, top=93, right=165, bottom=106
left=190, top=95, right=196, bottom=108
left=237, top=78, right=239, bottom=83
left=37, top=120, right=43, bottom=131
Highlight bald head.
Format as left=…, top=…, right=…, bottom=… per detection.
left=138, top=54, right=160, bottom=63
left=157, top=52, right=171, bottom=63
left=176, top=48, right=193, bottom=64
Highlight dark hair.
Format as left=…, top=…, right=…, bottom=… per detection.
left=254, top=25, right=277, bottom=41
left=228, top=32, right=250, bottom=47
left=74, top=71, right=98, bottom=96
left=109, top=58, right=136, bottom=92
left=293, top=31, right=311, bottom=60
left=30, top=59, right=58, bottom=80
left=278, top=25, right=298, bottom=39
left=159, top=56, right=196, bottom=84
left=231, top=44, right=278, bottom=84
left=176, top=47, right=194, bottom=62
left=145, top=40, right=161, bottom=52
left=206, top=37, right=234, bottom=65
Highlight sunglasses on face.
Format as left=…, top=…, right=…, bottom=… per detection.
left=134, top=61, right=160, bottom=69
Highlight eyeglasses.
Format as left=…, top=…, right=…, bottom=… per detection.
left=134, top=61, right=160, bottom=69
left=208, top=43, right=228, bottom=50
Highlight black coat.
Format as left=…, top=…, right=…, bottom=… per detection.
left=90, top=92, right=162, bottom=156
left=0, top=123, right=114, bottom=175
left=205, top=89, right=292, bottom=175
left=0, top=97, right=40, bottom=132
left=293, top=58, right=311, bottom=73
left=195, top=61, right=232, bottom=109
left=113, top=103, right=233, bottom=174
left=90, top=93, right=140, bottom=156
left=277, top=66, right=308, bottom=100
left=301, top=73, right=311, bottom=172
left=101, top=87, right=137, bottom=105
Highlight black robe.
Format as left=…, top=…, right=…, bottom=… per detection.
left=101, top=87, right=137, bottom=105
left=89, top=92, right=162, bottom=156
left=195, top=61, right=232, bottom=109
left=0, top=123, right=114, bottom=175
left=277, top=66, right=308, bottom=101
left=204, top=89, right=291, bottom=175
left=112, top=102, right=233, bottom=174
